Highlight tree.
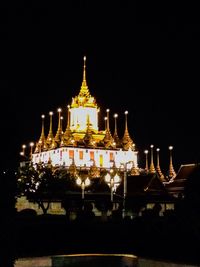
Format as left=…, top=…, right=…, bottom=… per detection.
left=17, top=163, right=77, bottom=215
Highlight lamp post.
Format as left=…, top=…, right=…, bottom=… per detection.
left=121, top=160, right=133, bottom=218
left=144, top=150, right=149, bottom=172
left=76, top=177, right=91, bottom=204
left=105, top=172, right=121, bottom=202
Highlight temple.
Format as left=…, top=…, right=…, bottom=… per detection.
left=31, top=56, right=138, bottom=174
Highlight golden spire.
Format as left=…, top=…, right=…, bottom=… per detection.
left=29, top=142, right=34, bottom=159
left=68, top=157, right=78, bottom=177
left=79, top=56, right=89, bottom=97
left=54, top=108, right=63, bottom=145
left=149, top=144, right=156, bottom=173
left=130, top=160, right=140, bottom=175
left=113, top=113, right=121, bottom=147
left=62, top=105, right=74, bottom=146
left=103, top=109, right=114, bottom=148
left=156, top=148, right=165, bottom=180
left=89, top=160, right=100, bottom=178
left=122, top=111, right=134, bottom=150
left=46, top=111, right=54, bottom=147
left=168, top=146, right=176, bottom=179
left=35, top=114, right=47, bottom=152
left=144, top=150, right=149, bottom=172
left=83, top=115, right=95, bottom=147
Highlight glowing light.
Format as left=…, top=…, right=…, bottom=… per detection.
left=61, top=116, right=63, bottom=120
left=113, top=173, right=120, bottom=183
left=85, top=177, right=90, bottom=186
left=150, top=144, right=154, bottom=148
left=84, top=56, right=86, bottom=61
left=41, top=114, right=45, bottom=118
left=57, top=108, right=62, bottom=112
left=144, top=150, right=148, bottom=154
left=156, top=148, right=160, bottom=152
left=76, top=177, right=82, bottom=186
left=20, top=152, right=24, bottom=156
left=114, top=113, right=118, bottom=118
left=49, top=111, right=53, bottom=116
left=125, top=111, right=128, bottom=115
left=106, top=109, right=110, bottom=112
left=22, top=144, right=26, bottom=149
left=30, top=142, right=34, bottom=147
left=169, top=146, right=173, bottom=150
left=105, top=173, right=111, bottom=183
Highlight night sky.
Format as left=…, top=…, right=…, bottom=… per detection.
left=1, top=3, right=200, bottom=173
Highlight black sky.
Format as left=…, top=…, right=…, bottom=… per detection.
left=1, top=3, right=200, bottom=173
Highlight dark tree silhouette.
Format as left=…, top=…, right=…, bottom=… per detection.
left=0, top=169, right=17, bottom=267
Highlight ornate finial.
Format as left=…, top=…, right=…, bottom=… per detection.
left=89, top=160, right=100, bottom=178
left=103, top=109, right=114, bottom=148
left=168, top=146, right=176, bottom=179
left=130, top=160, right=140, bottom=175
left=106, top=109, right=110, bottom=132
left=46, top=112, right=54, bottom=147
left=149, top=145, right=156, bottom=173
left=156, top=148, right=165, bottom=180
left=122, top=111, right=134, bottom=150
left=35, top=114, right=47, bottom=152
left=83, top=115, right=95, bottom=147
left=79, top=56, right=89, bottom=97
left=29, top=142, right=34, bottom=159
left=54, top=108, right=63, bottom=146
left=144, top=150, right=149, bottom=172
left=104, top=117, right=107, bottom=131
left=68, top=157, right=78, bottom=177
left=62, top=105, right=74, bottom=146
left=113, top=113, right=121, bottom=147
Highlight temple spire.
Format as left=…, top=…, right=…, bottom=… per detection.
left=149, top=144, right=156, bottom=173
left=144, top=150, right=149, bottom=172
left=46, top=111, right=54, bottom=147
left=122, top=111, right=134, bottom=150
left=83, top=115, right=95, bottom=147
left=53, top=108, right=63, bottom=147
left=35, top=114, right=47, bottom=152
left=168, top=146, right=176, bottom=179
left=113, top=113, right=121, bottom=147
left=103, top=109, right=114, bottom=148
left=156, top=148, right=165, bottom=180
left=62, top=105, right=74, bottom=146
left=79, top=56, right=89, bottom=97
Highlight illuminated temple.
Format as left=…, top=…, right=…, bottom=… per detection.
left=31, top=56, right=139, bottom=174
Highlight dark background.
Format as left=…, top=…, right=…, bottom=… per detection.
left=1, top=2, right=200, bottom=173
